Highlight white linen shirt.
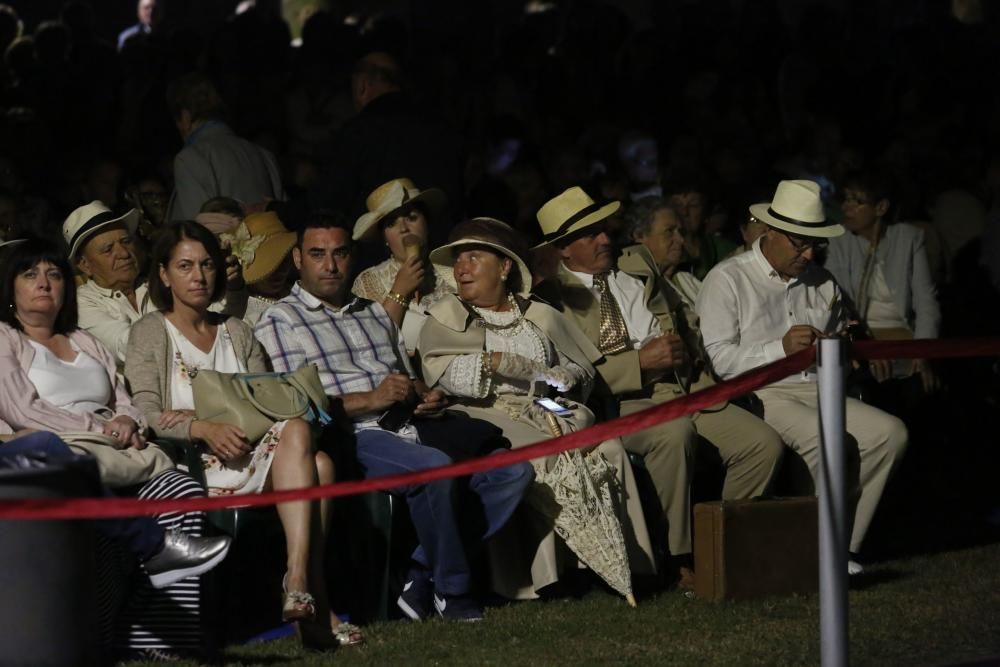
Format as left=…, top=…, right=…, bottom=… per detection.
left=565, top=265, right=661, bottom=349
left=76, top=281, right=155, bottom=366
left=695, top=237, right=846, bottom=384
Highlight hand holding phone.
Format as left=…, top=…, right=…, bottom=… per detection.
left=534, top=397, right=573, bottom=416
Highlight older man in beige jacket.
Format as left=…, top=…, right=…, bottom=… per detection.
left=533, top=187, right=784, bottom=580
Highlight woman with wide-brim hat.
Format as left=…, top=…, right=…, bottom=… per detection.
left=351, top=178, right=457, bottom=353
left=220, top=211, right=297, bottom=326
left=418, top=217, right=655, bottom=600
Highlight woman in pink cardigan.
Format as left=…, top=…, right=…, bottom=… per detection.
left=0, top=238, right=228, bottom=662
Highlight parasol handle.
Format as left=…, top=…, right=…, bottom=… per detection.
left=543, top=411, right=564, bottom=437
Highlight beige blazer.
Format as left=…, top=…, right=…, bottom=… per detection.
left=124, top=311, right=269, bottom=441
left=533, top=244, right=716, bottom=402
left=418, top=293, right=603, bottom=393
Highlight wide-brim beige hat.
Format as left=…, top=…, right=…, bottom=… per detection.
left=219, top=211, right=297, bottom=285
left=534, top=186, right=620, bottom=248
left=430, top=217, right=532, bottom=295
left=749, top=180, right=844, bottom=239
left=62, top=201, right=140, bottom=259
left=0, top=238, right=26, bottom=250
left=353, top=178, right=446, bottom=241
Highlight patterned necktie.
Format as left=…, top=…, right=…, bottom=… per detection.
left=593, top=271, right=630, bottom=354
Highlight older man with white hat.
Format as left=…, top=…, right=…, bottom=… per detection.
left=63, top=201, right=152, bottom=366
left=533, top=186, right=785, bottom=586
left=696, top=180, right=909, bottom=574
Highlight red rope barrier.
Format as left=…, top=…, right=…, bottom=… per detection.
left=1, top=337, right=997, bottom=520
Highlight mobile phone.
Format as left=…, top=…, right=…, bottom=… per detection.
left=534, top=398, right=573, bottom=416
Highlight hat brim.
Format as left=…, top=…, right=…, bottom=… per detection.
left=69, top=209, right=141, bottom=259
left=430, top=238, right=532, bottom=295
left=532, top=200, right=621, bottom=249
left=353, top=188, right=447, bottom=241
left=243, top=231, right=297, bottom=284
left=749, top=203, right=844, bottom=239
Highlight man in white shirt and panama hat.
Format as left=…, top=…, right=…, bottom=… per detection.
left=696, top=179, right=909, bottom=574
left=533, top=186, right=785, bottom=585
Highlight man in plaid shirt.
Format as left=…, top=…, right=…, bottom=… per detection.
left=255, top=214, right=533, bottom=623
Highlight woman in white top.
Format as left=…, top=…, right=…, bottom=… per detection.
left=351, top=178, right=457, bottom=353
left=0, top=237, right=232, bottom=660
left=124, top=221, right=360, bottom=649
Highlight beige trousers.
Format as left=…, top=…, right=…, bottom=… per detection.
left=756, top=382, right=908, bottom=553
left=619, top=393, right=784, bottom=556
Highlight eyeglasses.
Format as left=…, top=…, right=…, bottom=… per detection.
left=841, top=194, right=872, bottom=208
left=783, top=231, right=828, bottom=254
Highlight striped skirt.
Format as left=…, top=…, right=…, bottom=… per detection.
left=96, top=469, right=208, bottom=659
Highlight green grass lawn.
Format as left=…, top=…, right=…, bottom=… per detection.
left=127, top=540, right=1000, bottom=667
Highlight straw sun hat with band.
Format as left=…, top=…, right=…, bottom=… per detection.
left=430, top=217, right=533, bottom=295
left=62, top=201, right=140, bottom=260
left=352, top=178, right=446, bottom=242
left=749, top=179, right=845, bottom=239
left=219, top=211, right=297, bottom=284
left=534, top=186, right=621, bottom=249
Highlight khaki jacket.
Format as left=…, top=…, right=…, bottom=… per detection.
left=418, top=293, right=603, bottom=394
left=533, top=244, right=717, bottom=403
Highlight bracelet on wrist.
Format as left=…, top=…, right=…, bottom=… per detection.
left=387, top=291, right=409, bottom=307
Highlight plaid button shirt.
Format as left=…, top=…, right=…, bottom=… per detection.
left=254, top=283, right=413, bottom=415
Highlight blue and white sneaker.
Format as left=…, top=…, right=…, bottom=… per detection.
left=397, top=567, right=434, bottom=621
left=433, top=593, right=483, bottom=622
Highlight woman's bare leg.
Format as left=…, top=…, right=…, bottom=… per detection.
left=267, top=419, right=316, bottom=595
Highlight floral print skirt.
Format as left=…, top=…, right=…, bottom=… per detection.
left=201, top=420, right=286, bottom=497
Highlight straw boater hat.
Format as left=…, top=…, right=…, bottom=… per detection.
left=749, top=180, right=844, bottom=239
left=219, top=211, right=297, bottom=284
left=352, top=178, right=446, bottom=242
left=430, top=217, right=533, bottom=295
left=62, top=201, right=140, bottom=260
left=534, top=186, right=621, bottom=248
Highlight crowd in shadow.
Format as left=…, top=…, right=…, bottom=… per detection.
left=2, top=0, right=1000, bottom=661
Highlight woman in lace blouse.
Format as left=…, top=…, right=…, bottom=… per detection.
left=418, top=218, right=655, bottom=600
left=351, top=178, right=457, bottom=353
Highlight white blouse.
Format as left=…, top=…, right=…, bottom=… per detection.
left=165, top=319, right=244, bottom=411
left=28, top=339, right=112, bottom=415
left=352, top=257, right=458, bottom=353
left=864, top=264, right=910, bottom=331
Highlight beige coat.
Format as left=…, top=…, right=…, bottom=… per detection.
left=418, top=293, right=655, bottom=599
left=124, top=311, right=268, bottom=442
left=533, top=244, right=719, bottom=405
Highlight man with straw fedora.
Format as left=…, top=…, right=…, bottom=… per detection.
left=533, top=187, right=784, bottom=584
left=696, top=179, right=908, bottom=575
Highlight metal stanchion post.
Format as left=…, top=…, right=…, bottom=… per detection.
left=817, top=337, right=848, bottom=667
